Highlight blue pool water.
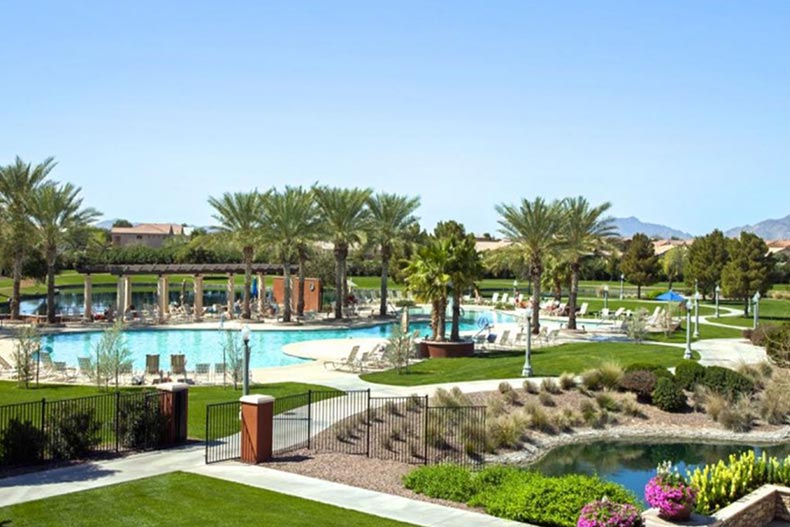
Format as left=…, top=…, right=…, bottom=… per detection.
left=41, top=308, right=519, bottom=370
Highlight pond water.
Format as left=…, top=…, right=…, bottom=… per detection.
left=527, top=440, right=790, bottom=504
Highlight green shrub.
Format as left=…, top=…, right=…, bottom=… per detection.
left=117, top=395, right=168, bottom=449
left=717, top=396, right=755, bottom=432
left=580, top=369, right=603, bottom=391
left=486, top=415, right=522, bottom=450
left=523, top=380, right=539, bottom=394
left=689, top=450, right=790, bottom=515
left=598, top=362, right=624, bottom=391
left=619, top=370, right=657, bottom=402
left=558, top=372, right=576, bottom=390
left=758, top=372, right=790, bottom=425
left=541, top=378, right=562, bottom=394
left=538, top=391, right=555, bottom=407
left=595, top=393, right=621, bottom=412
left=403, top=464, right=476, bottom=502
left=674, top=360, right=706, bottom=390
left=525, top=403, right=555, bottom=433
left=50, top=404, right=102, bottom=460
left=702, top=366, right=755, bottom=398
left=651, top=378, right=687, bottom=412
left=498, top=381, right=513, bottom=394
left=624, top=363, right=673, bottom=380
left=0, top=418, right=45, bottom=466
left=405, top=465, right=639, bottom=527
left=764, top=325, right=790, bottom=367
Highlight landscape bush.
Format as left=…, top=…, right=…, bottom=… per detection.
left=651, top=378, right=687, bottom=413
left=595, top=393, right=620, bottom=412
left=541, top=378, right=562, bottom=394
left=625, top=363, right=673, bottom=380
left=538, top=391, right=555, bottom=407
left=0, top=418, right=46, bottom=466
left=404, top=465, right=640, bottom=527
left=117, top=395, right=168, bottom=449
left=523, top=380, right=539, bottom=394
left=758, top=371, right=790, bottom=425
left=674, top=361, right=706, bottom=390
left=701, top=366, right=754, bottom=398
left=580, top=369, right=603, bottom=391
left=597, top=362, right=624, bottom=391
left=618, top=370, right=657, bottom=402
left=50, top=405, right=102, bottom=460
left=558, top=372, right=577, bottom=390
left=689, top=450, right=790, bottom=515
left=764, top=324, right=790, bottom=368
left=717, top=396, right=755, bottom=432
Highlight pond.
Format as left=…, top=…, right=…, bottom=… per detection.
left=527, top=440, right=790, bottom=504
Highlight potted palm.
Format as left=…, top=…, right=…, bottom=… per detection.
left=404, top=222, right=482, bottom=358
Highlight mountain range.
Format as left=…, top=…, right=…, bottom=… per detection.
left=612, top=214, right=790, bottom=240
left=724, top=214, right=790, bottom=240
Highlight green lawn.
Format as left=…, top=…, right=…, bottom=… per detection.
left=360, top=342, right=697, bottom=386
left=644, top=322, right=744, bottom=342
left=0, top=381, right=339, bottom=440
left=0, top=471, right=418, bottom=527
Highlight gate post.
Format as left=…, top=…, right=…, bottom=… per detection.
left=240, top=394, right=274, bottom=464
left=157, top=382, right=189, bottom=446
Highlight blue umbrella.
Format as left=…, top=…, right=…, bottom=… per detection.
left=656, top=290, right=685, bottom=302
left=251, top=277, right=258, bottom=297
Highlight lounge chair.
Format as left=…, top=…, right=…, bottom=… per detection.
left=324, top=345, right=361, bottom=371
left=170, top=354, right=188, bottom=383
left=578, top=302, right=589, bottom=317
left=500, top=293, right=509, bottom=305
left=490, top=292, right=499, bottom=304
left=53, top=361, right=77, bottom=382
left=146, top=354, right=163, bottom=383
left=78, top=356, right=94, bottom=380
left=599, top=308, right=611, bottom=320
left=612, top=307, right=626, bottom=319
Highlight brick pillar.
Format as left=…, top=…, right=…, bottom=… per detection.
left=240, top=394, right=274, bottom=464
left=193, top=275, right=204, bottom=322
left=157, top=382, right=189, bottom=445
left=83, top=273, right=93, bottom=321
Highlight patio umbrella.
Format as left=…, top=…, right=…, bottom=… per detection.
left=655, top=290, right=685, bottom=302
left=251, top=277, right=258, bottom=298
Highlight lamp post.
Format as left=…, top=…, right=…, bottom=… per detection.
left=619, top=274, right=625, bottom=300
left=715, top=285, right=721, bottom=318
left=241, top=325, right=251, bottom=396
left=753, top=291, right=761, bottom=330
left=684, top=299, right=693, bottom=359
left=522, top=307, right=533, bottom=377
left=693, top=291, right=700, bottom=339
left=603, top=285, right=609, bottom=311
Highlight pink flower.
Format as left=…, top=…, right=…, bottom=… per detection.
left=577, top=499, right=643, bottom=527
left=644, top=476, right=697, bottom=519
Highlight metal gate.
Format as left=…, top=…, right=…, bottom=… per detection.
left=205, top=401, right=240, bottom=464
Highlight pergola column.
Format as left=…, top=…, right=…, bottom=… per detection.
left=123, top=275, right=133, bottom=312
left=116, top=276, right=125, bottom=315
left=157, top=275, right=168, bottom=323
left=227, top=274, right=235, bottom=319
left=193, top=275, right=204, bottom=322
left=257, top=273, right=266, bottom=316
left=83, top=274, right=93, bottom=321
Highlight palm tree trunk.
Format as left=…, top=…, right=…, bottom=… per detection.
left=743, top=297, right=749, bottom=317
left=668, top=277, right=674, bottom=291
left=334, top=244, right=345, bottom=319
left=531, top=262, right=541, bottom=334
left=450, top=287, right=461, bottom=341
left=379, top=245, right=390, bottom=317
left=430, top=300, right=440, bottom=340
left=637, top=284, right=642, bottom=300
left=297, top=250, right=306, bottom=318
left=567, top=261, right=580, bottom=330
left=282, top=261, right=292, bottom=322
left=242, top=246, right=252, bottom=319
left=46, top=247, right=57, bottom=324
left=11, top=256, right=22, bottom=320
left=437, top=296, right=447, bottom=341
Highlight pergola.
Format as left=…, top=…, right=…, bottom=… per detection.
left=76, top=263, right=295, bottom=323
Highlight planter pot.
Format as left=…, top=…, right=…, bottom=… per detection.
left=659, top=502, right=694, bottom=522
left=418, top=340, right=475, bottom=358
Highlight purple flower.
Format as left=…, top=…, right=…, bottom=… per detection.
left=644, top=476, right=697, bottom=519
left=577, top=499, right=643, bottom=527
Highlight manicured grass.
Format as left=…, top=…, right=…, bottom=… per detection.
left=0, top=381, right=339, bottom=440
left=0, top=471, right=419, bottom=527
left=644, top=322, right=744, bottom=342
left=360, top=342, right=698, bottom=386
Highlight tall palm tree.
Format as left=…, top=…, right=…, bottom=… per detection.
left=260, top=186, right=320, bottom=322
left=496, top=197, right=563, bottom=333
left=558, top=196, right=616, bottom=330
left=30, top=182, right=100, bottom=323
left=313, top=186, right=372, bottom=319
left=446, top=234, right=483, bottom=342
left=403, top=238, right=451, bottom=341
left=208, top=191, right=264, bottom=319
left=366, top=192, right=420, bottom=317
left=0, top=157, right=56, bottom=319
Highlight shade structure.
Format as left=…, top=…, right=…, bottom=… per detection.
left=656, top=290, right=685, bottom=302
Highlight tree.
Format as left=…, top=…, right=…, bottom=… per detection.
left=30, top=182, right=100, bottom=323
left=92, top=321, right=133, bottom=389
left=662, top=246, right=687, bottom=291
left=208, top=191, right=265, bottom=319
left=558, top=197, right=616, bottom=330
left=12, top=326, right=40, bottom=389
left=620, top=233, right=658, bottom=299
left=436, top=221, right=483, bottom=341
left=0, top=157, right=55, bottom=319
left=313, top=186, right=372, bottom=319
left=366, top=192, right=420, bottom=317
left=721, top=232, right=773, bottom=316
left=112, top=219, right=133, bottom=228
left=685, top=230, right=729, bottom=299
left=221, top=330, right=244, bottom=389
left=260, top=186, right=320, bottom=322
left=382, top=326, right=418, bottom=374
left=403, top=237, right=451, bottom=341
left=496, top=197, right=564, bottom=333
left=542, top=254, right=572, bottom=301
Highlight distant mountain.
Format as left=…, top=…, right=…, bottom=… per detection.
left=725, top=214, right=790, bottom=240
left=612, top=217, right=692, bottom=240
left=93, top=219, right=130, bottom=230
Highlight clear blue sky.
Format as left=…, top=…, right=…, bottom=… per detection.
left=2, top=1, right=788, bottom=236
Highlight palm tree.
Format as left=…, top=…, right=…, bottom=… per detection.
left=313, top=186, right=372, bottom=319
left=558, top=196, right=616, bottom=330
left=0, top=157, right=56, bottom=319
left=496, top=197, right=563, bottom=333
left=208, top=191, right=264, bottom=319
left=366, top=192, right=420, bottom=317
left=260, top=186, right=320, bottom=322
left=445, top=233, right=483, bottom=342
left=403, top=238, right=451, bottom=341
left=30, top=182, right=100, bottom=323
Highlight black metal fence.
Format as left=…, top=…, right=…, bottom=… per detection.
left=205, top=401, right=240, bottom=464
left=0, top=391, right=169, bottom=471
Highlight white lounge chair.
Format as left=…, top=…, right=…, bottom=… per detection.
left=578, top=302, right=589, bottom=317
left=324, top=345, right=361, bottom=371
left=500, top=293, right=509, bottom=305
left=490, top=292, right=500, bottom=304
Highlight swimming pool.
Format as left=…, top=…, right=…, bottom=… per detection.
left=41, top=308, right=518, bottom=370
